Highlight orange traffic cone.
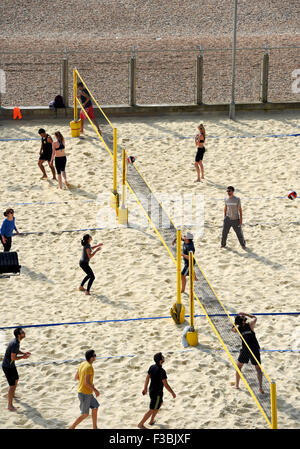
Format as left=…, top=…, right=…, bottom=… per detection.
left=13, top=107, right=22, bottom=120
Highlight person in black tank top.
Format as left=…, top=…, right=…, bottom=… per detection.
left=38, top=128, right=56, bottom=180
left=232, top=313, right=264, bottom=393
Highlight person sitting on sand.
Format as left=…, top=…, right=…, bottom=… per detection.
left=194, top=123, right=206, bottom=182
left=50, top=131, right=70, bottom=189
left=79, top=234, right=103, bottom=296
left=232, top=312, right=264, bottom=394
left=138, top=352, right=176, bottom=429
left=38, top=129, right=56, bottom=180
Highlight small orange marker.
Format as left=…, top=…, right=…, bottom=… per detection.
left=13, top=107, right=22, bottom=120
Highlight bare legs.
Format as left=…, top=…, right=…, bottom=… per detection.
left=199, top=160, right=204, bottom=179
left=38, top=160, right=56, bottom=180
left=235, top=362, right=264, bottom=393
left=138, top=408, right=160, bottom=429
left=195, top=161, right=204, bottom=182
left=194, top=162, right=200, bottom=182
left=181, top=274, right=186, bottom=293
left=38, top=160, right=47, bottom=179
left=48, top=162, right=57, bottom=180
left=80, top=118, right=102, bottom=136
left=57, top=171, right=69, bottom=189
left=69, top=408, right=98, bottom=429
left=7, top=380, right=18, bottom=411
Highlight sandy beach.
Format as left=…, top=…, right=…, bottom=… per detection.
left=0, top=110, right=299, bottom=429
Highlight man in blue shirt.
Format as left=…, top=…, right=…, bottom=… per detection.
left=2, top=327, right=31, bottom=411
left=0, top=208, right=20, bottom=252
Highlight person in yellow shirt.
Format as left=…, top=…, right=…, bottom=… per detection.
left=69, top=350, right=100, bottom=429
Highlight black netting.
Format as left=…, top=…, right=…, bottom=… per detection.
left=126, top=162, right=272, bottom=426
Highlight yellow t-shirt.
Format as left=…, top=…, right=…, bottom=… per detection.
left=77, top=361, right=94, bottom=394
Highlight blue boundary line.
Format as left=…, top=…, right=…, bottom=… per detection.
left=16, top=348, right=300, bottom=368
left=1, top=312, right=298, bottom=331
left=1, top=132, right=300, bottom=143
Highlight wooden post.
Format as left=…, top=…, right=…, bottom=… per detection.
left=62, top=57, right=69, bottom=108
left=196, top=45, right=204, bottom=104
left=260, top=43, right=269, bottom=103
left=129, top=46, right=136, bottom=106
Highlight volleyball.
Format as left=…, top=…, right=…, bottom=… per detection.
left=287, top=190, right=297, bottom=200
left=127, top=156, right=136, bottom=165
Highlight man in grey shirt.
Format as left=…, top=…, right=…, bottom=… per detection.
left=2, top=327, right=31, bottom=411
left=221, top=186, right=246, bottom=250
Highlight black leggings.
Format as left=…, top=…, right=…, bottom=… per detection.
left=1, top=235, right=12, bottom=252
left=55, top=156, right=67, bottom=175
left=80, top=261, right=95, bottom=292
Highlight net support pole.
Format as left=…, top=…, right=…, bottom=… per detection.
left=176, top=229, right=182, bottom=308
left=118, top=149, right=128, bottom=225
left=271, top=381, right=278, bottom=429
left=229, top=0, right=238, bottom=120
left=196, top=46, right=203, bottom=105
left=186, top=251, right=198, bottom=346
left=73, top=69, right=78, bottom=121
left=171, top=229, right=185, bottom=324
left=62, top=57, right=69, bottom=108
left=110, top=127, right=119, bottom=216
left=260, top=43, right=269, bottom=104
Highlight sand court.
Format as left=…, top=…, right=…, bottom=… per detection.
left=0, top=110, right=299, bottom=428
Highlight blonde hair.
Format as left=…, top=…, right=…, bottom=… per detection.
left=198, top=123, right=206, bottom=140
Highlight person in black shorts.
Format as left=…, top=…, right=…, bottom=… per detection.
left=78, top=234, right=103, bottom=296
left=138, top=352, right=176, bottom=429
left=51, top=131, right=70, bottom=189
left=38, top=129, right=56, bottom=180
left=232, top=312, right=264, bottom=393
left=2, top=327, right=31, bottom=411
left=194, top=123, right=206, bottom=182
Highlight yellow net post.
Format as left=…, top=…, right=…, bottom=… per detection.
left=271, top=382, right=278, bottom=429
left=69, top=69, right=81, bottom=137
left=186, top=251, right=198, bottom=346
left=177, top=229, right=181, bottom=308
left=170, top=229, right=185, bottom=324
left=110, top=127, right=119, bottom=216
left=118, top=149, right=128, bottom=225
left=73, top=69, right=78, bottom=121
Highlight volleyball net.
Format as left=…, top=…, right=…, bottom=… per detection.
left=73, top=68, right=119, bottom=207
left=126, top=162, right=276, bottom=428
left=71, top=71, right=277, bottom=428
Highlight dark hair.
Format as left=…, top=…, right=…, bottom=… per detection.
left=4, top=208, right=14, bottom=217
left=81, top=234, right=91, bottom=246
left=154, top=352, right=163, bottom=365
left=14, top=327, right=23, bottom=338
left=85, top=349, right=95, bottom=361
left=77, top=82, right=83, bottom=87
left=235, top=315, right=246, bottom=327
left=55, top=131, right=64, bottom=143
left=227, top=186, right=235, bottom=192
left=38, top=128, right=46, bottom=135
